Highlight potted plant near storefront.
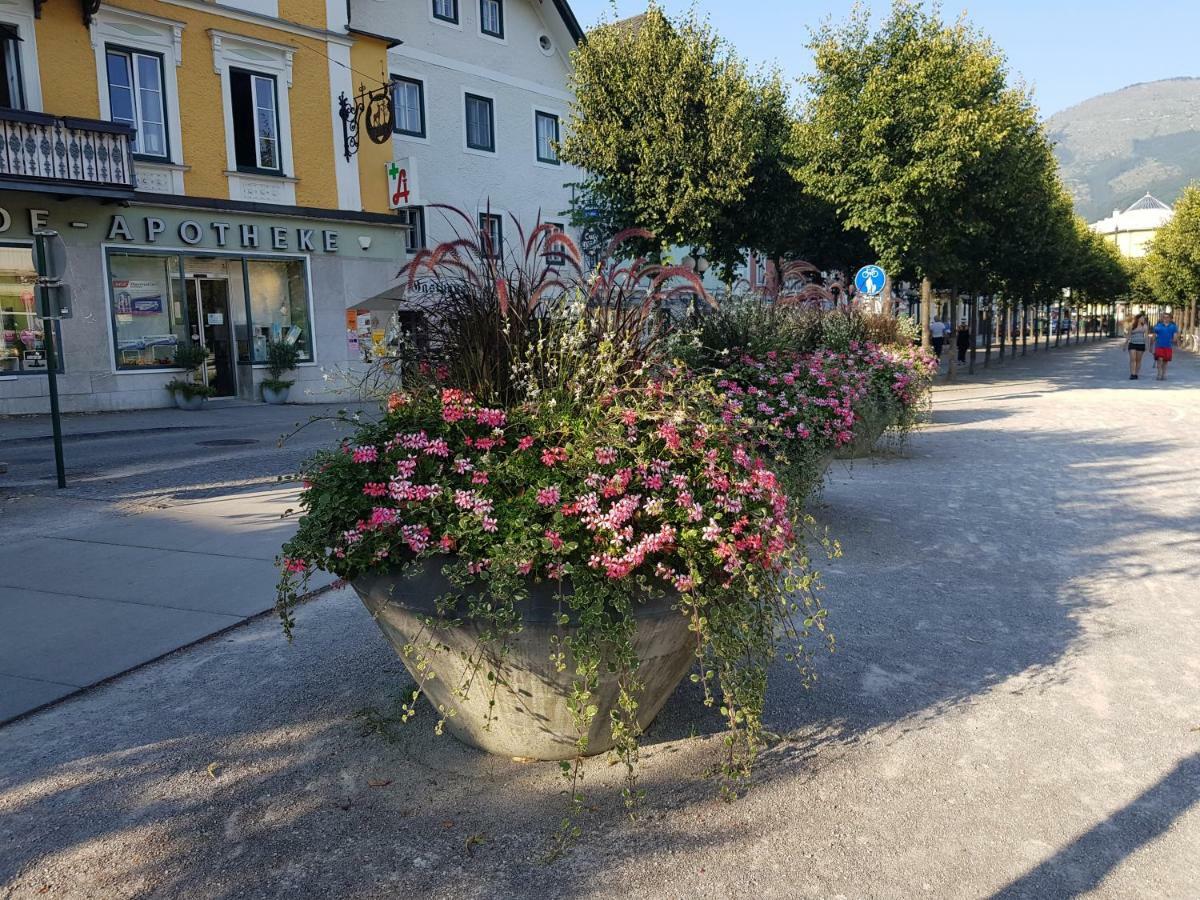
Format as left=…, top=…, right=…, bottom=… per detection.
left=164, top=342, right=214, bottom=411
left=261, top=339, right=301, bottom=404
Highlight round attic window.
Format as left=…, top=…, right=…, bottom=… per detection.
left=538, top=34, right=554, bottom=55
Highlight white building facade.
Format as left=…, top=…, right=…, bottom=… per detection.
left=1090, top=193, right=1175, bottom=259
left=354, top=0, right=585, bottom=261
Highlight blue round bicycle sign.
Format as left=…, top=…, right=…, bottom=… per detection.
left=854, top=265, right=886, bottom=297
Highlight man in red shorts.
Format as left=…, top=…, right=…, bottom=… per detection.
left=1151, top=312, right=1179, bottom=381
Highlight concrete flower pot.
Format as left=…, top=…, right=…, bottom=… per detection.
left=262, top=385, right=291, bottom=405
left=834, top=396, right=900, bottom=460
left=352, top=557, right=694, bottom=760
left=173, top=392, right=207, bottom=411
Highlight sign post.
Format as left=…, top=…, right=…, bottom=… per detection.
left=34, top=229, right=67, bottom=489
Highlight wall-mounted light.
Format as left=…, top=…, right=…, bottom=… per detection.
left=358, top=236, right=372, bottom=251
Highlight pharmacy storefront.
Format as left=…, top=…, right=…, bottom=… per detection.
left=0, top=194, right=405, bottom=414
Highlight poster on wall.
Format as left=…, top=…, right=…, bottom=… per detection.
left=112, top=279, right=165, bottom=323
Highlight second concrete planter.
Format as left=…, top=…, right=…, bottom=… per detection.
left=352, top=558, right=694, bottom=760
left=835, top=395, right=900, bottom=460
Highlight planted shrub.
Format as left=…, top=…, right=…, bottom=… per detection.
left=263, top=339, right=301, bottom=392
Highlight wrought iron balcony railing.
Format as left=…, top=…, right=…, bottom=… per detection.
left=0, top=108, right=136, bottom=199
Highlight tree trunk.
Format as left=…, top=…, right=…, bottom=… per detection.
left=920, top=276, right=932, bottom=351
left=969, top=293, right=978, bottom=374
left=945, top=285, right=958, bottom=382
left=984, top=297, right=993, bottom=368
left=1021, top=302, right=1028, bottom=356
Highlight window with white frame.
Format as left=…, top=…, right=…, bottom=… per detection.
left=399, top=206, right=426, bottom=253
left=479, top=212, right=502, bottom=258
left=392, top=77, right=425, bottom=138
left=433, top=0, right=458, bottom=23
left=0, top=25, right=24, bottom=110
left=230, top=69, right=280, bottom=172
left=465, top=93, right=494, bottom=152
left=535, top=111, right=559, bottom=164
left=105, top=47, right=168, bottom=158
left=480, top=0, right=503, bottom=38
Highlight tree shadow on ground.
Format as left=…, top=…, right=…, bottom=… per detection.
left=990, top=752, right=1200, bottom=899
left=1, top=409, right=1197, bottom=898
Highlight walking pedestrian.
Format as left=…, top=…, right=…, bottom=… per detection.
left=930, top=316, right=947, bottom=360
left=956, top=322, right=971, bottom=364
left=1151, top=311, right=1179, bottom=381
left=1126, top=312, right=1149, bottom=380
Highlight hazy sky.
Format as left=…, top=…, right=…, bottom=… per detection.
left=566, top=1, right=1200, bottom=117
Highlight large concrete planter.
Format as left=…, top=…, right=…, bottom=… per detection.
left=352, top=557, right=694, bottom=760
left=834, top=396, right=900, bottom=460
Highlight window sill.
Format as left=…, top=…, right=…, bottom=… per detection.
left=464, top=145, right=497, bottom=158
left=226, top=168, right=296, bottom=182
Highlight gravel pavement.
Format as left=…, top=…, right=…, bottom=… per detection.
left=1, top=341, right=1198, bottom=899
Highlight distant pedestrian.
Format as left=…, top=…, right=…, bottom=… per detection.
left=930, top=316, right=947, bottom=359
left=956, top=322, right=971, bottom=364
left=1126, top=312, right=1149, bottom=380
left=1151, top=311, right=1179, bottom=381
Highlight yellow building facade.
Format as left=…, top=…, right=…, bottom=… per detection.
left=0, top=0, right=407, bottom=412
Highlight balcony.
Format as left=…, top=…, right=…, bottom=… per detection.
left=0, top=108, right=136, bottom=199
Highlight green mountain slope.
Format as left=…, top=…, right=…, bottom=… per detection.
left=1046, top=77, right=1200, bottom=222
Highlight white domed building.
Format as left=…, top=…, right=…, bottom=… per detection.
left=1089, top=193, right=1175, bottom=258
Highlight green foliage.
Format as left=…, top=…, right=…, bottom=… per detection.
left=1143, top=182, right=1200, bottom=307
left=562, top=7, right=840, bottom=276
left=264, top=339, right=301, bottom=385
left=164, top=378, right=215, bottom=400
left=172, top=342, right=207, bottom=372
left=800, top=1, right=1130, bottom=311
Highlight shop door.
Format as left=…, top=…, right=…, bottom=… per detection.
left=186, top=278, right=237, bottom=397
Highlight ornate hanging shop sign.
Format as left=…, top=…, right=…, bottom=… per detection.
left=338, top=83, right=395, bottom=162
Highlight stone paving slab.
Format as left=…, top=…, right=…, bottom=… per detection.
left=0, top=487, right=329, bottom=723
left=0, top=587, right=240, bottom=687
left=0, top=675, right=76, bottom=723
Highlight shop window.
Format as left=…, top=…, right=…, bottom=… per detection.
left=0, top=24, right=24, bottom=110
left=398, top=206, right=426, bottom=253
left=246, top=258, right=311, bottom=362
left=108, top=251, right=188, bottom=370
left=105, top=47, right=168, bottom=159
left=432, top=0, right=458, bottom=23
left=480, top=0, right=503, bottom=38
left=535, top=111, right=559, bottom=164
left=108, top=252, right=312, bottom=371
left=478, top=213, right=502, bottom=259
left=465, top=93, right=494, bottom=152
left=231, top=69, right=281, bottom=173
left=392, top=76, right=425, bottom=138
left=0, top=245, right=61, bottom=375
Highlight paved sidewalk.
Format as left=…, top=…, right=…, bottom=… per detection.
left=0, top=486, right=330, bottom=722
left=1, top=341, right=1197, bottom=898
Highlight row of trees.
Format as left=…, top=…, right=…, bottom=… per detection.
left=1139, top=183, right=1200, bottom=335
left=561, top=2, right=1130, bottom=346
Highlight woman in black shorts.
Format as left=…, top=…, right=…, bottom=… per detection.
left=1126, top=313, right=1149, bottom=380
